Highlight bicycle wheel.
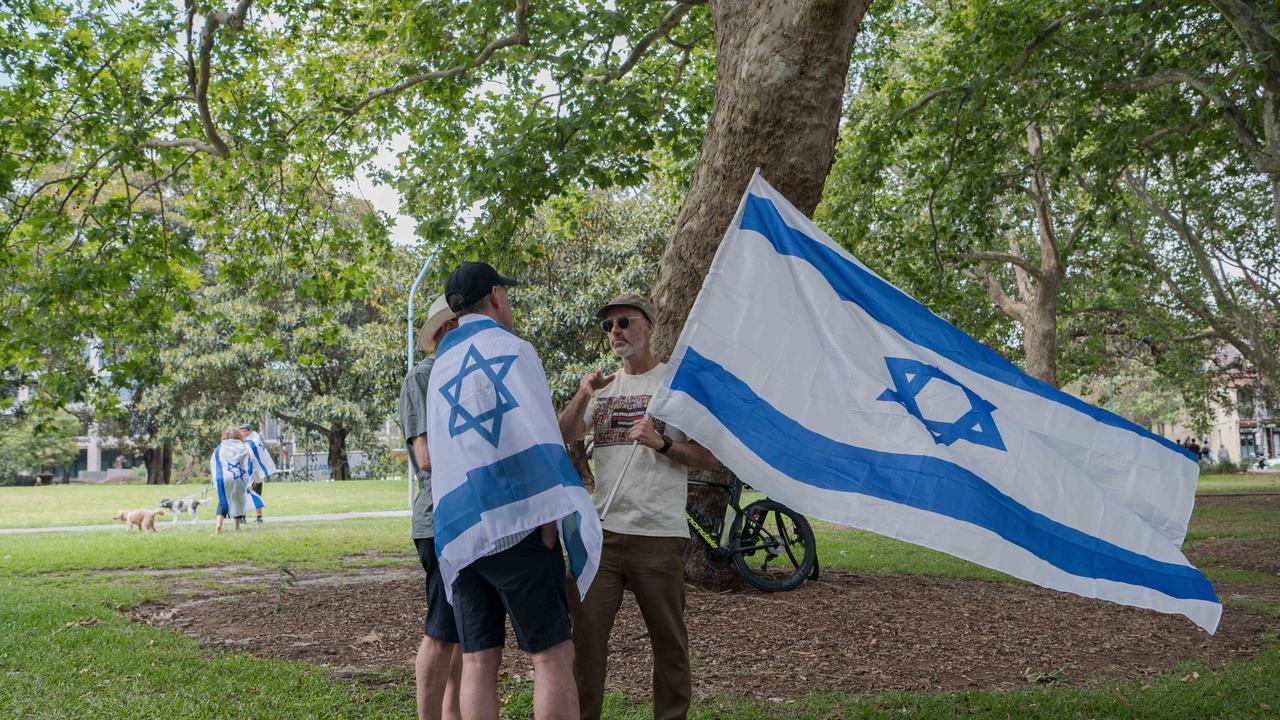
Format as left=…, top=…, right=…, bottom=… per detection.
left=730, top=499, right=817, bottom=591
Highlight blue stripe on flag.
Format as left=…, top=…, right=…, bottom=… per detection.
left=433, top=442, right=584, bottom=551
left=561, top=511, right=587, bottom=577
left=213, top=448, right=228, bottom=507
left=435, top=317, right=516, bottom=358
left=247, top=440, right=271, bottom=479
left=739, top=193, right=1198, bottom=462
left=670, top=347, right=1218, bottom=603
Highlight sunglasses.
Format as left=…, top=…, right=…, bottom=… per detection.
left=600, top=316, right=645, bottom=333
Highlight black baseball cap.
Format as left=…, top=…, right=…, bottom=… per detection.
left=444, top=261, right=521, bottom=312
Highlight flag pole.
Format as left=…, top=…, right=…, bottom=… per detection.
left=598, top=440, right=639, bottom=522
left=406, top=248, right=439, bottom=509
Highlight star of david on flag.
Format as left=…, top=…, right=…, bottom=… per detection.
left=226, top=460, right=251, bottom=484
left=439, top=345, right=520, bottom=447
left=647, top=170, right=1220, bottom=632
left=876, top=357, right=1006, bottom=451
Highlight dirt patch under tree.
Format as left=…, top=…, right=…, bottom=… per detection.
left=130, top=539, right=1279, bottom=702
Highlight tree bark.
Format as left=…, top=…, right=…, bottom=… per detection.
left=650, top=0, right=871, bottom=359
left=326, top=429, right=350, bottom=481
left=974, top=123, right=1064, bottom=387
left=1022, top=300, right=1059, bottom=385
left=648, top=0, right=872, bottom=582
left=274, top=412, right=351, bottom=480
left=144, top=440, right=173, bottom=485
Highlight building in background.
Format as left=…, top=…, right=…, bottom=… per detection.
left=1150, top=347, right=1278, bottom=464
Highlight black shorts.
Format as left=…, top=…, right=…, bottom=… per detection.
left=414, top=538, right=460, bottom=643
left=215, top=503, right=241, bottom=520
left=251, top=481, right=263, bottom=496
left=451, top=531, right=571, bottom=654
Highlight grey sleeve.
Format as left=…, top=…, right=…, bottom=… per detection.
left=399, top=364, right=433, bottom=442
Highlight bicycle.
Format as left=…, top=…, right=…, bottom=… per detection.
left=685, top=476, right=819, bottom=592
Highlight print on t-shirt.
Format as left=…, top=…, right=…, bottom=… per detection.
left=593, top=395, right=669, bottom=448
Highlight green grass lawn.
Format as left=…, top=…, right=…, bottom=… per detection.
left=2, top=482, right=1278, bottom=718
left=0, top=478, right=412, bottom=528
left=1197, top=472, right=1280, bottom=494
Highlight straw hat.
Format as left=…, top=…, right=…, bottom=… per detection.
left=418, top=294, right=456, bottom=353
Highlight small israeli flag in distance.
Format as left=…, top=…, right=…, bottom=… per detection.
left=647, top=171, right=1221, bottom=633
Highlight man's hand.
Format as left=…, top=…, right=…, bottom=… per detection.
left=627, top=416, right=664, bottom=450
left=560, top=369, right=613, bottom=443
left=578, top=369, right=615, bottom=398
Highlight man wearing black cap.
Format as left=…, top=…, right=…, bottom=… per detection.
left=433, top=261, right=580, bottom=720
left=558, top=293, right=717, bottom=720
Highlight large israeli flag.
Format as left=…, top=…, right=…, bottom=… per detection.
left=648, top=172, right=1221, bottom=633
left=427, top=315, right=602, bottom=602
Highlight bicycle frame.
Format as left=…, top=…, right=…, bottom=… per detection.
left=685, top=478, right=745, bottom=556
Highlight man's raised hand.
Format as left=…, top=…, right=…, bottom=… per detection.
left=579, top=369, right=615, bottom=397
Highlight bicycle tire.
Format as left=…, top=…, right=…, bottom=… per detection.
left=730, top=499, right=817, bottom=592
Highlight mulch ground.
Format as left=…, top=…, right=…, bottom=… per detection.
left=130, top=537, right=1280, bottom=701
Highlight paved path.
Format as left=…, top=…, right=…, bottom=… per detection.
left=0, top=510, right=411, bottom=535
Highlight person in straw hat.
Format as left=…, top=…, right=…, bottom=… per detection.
left=399, top=293, right=462, bottom=720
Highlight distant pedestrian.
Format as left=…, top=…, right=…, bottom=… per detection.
left=239, top=422, right=276, bottom=523
left=1217, top=445, right=1230, bottom=463
left=211, top=427, right=256, bottom=533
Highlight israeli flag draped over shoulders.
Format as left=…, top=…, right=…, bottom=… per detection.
left=648, top=171, right=1221, bottom=633
left=427, top=315, right=602, bottom=602
left=245, top=431, right=277, bottom=480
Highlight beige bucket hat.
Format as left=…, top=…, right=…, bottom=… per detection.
left=418, top=294, right=456, bottom=353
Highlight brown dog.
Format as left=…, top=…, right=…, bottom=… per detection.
left=112, top=508, right=165, bottom=532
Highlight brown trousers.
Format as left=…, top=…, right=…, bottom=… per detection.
left=570, top=531, right=690, bottom=720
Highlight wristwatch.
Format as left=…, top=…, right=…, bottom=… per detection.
left=657, top=433, right=673, bottom=454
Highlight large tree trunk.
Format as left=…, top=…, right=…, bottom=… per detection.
left=977, top=123, right=1064, bottom=387
left=143, top=439, right=173, bottom=485
left=326, top=429, right=350, bottom=481
left=1023, top=300, right=1059, bottom=386
left=648, top=0, right=871, bottom=582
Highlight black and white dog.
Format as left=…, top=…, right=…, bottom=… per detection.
left=158, top=498, right=206, bottom=523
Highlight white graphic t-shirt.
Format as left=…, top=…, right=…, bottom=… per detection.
left=583, top=363, right=689, bottom=537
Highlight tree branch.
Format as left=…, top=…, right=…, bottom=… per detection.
left=1171, top=329, right=1219, bottom=343
left=140, top=137, right=224, bottom=155
left=972, top=251, right=1048, bottom=281
left=1123, top=170, right=1237, bottom=311
left=1209, top=0, right=1280, bottom=99
left=1010, top=0, right=1168, bottom=75
left=142, top=0, right=253, bottom=158
left=336, top=0, right=530, bottom=115
left=273, top=411, right=335, bottom=439
left=585, top=1, right=697, bottom=84
left=1025, top=123, right=1063, bottom=278
left=980, top=266, right=1029, bottom=322
left=893, top=86, right=963, bottom=124
left=1123, top=68, right=1278, bottom=173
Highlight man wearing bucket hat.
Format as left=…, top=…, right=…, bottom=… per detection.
left=399, top=293, right=461, bottom=720
left=558, top=293, right=717, bottom=720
